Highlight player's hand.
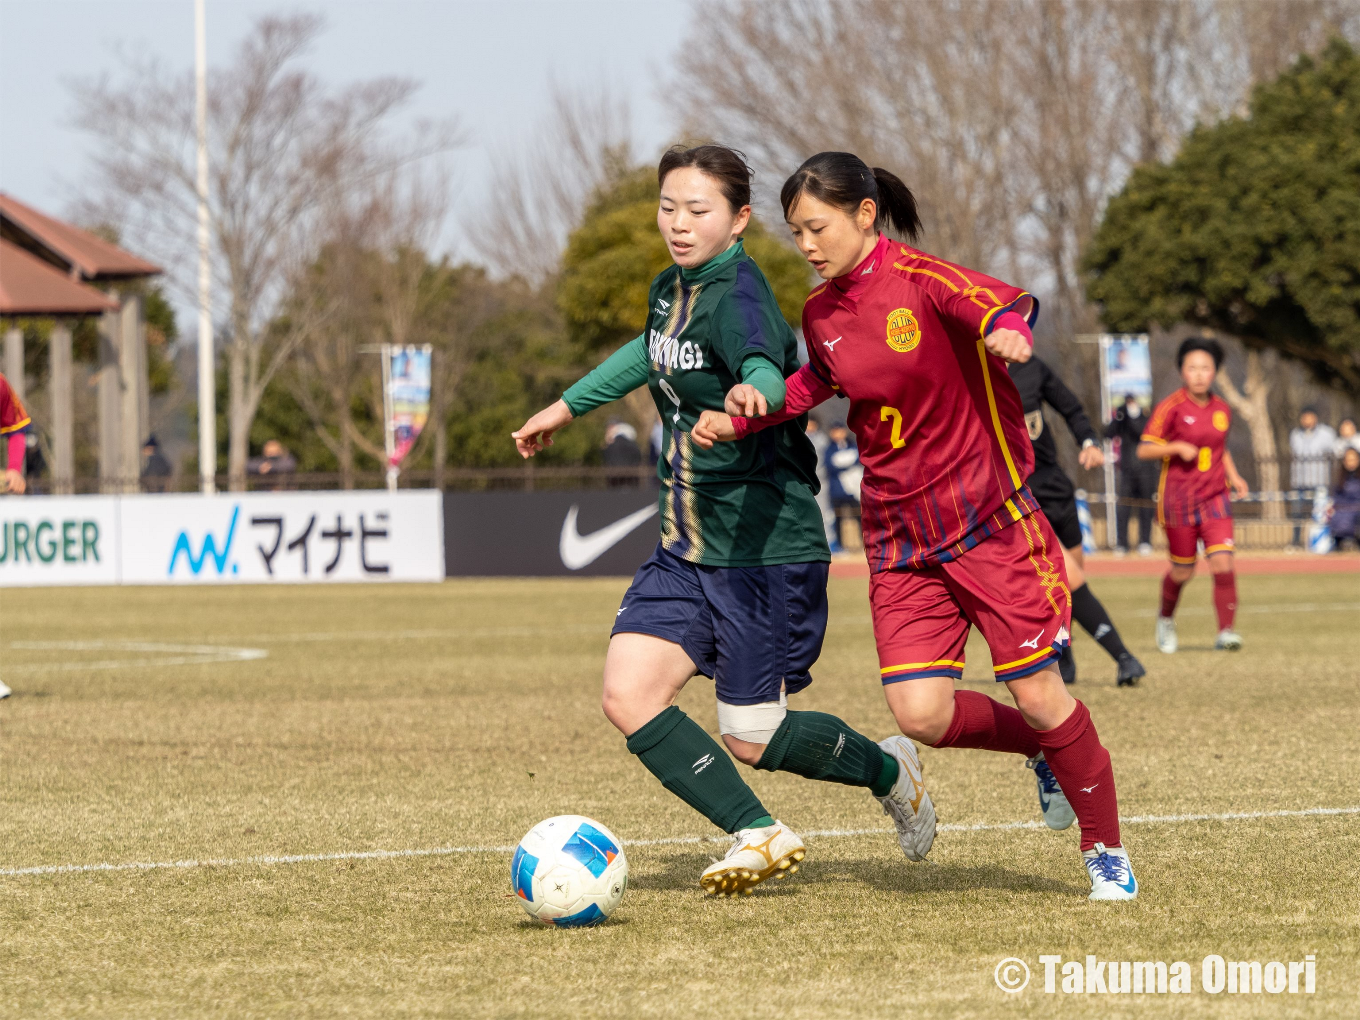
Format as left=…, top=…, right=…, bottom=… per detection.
left=512, top=399, right=573, bottom=458
left=1078, top=444, right=1105, bottom=470
left=692, top=410, right=737, bottom=449
left=724, top=384, right=767, bottom=417
left=3, top=469, right=24, bottom=495
left=1173, top=441, right=1199, bottom=462
left=1230, top=475, right=1250, bottom=499
left=983, top=327, right=1032, bottom=364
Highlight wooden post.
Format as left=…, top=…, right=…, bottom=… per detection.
left=3, top=327, right=22, bottom=400
left=98, top=303, right=122, bottom=491
left=433, top=407, right=447, bottom=491
left=50, top=323, right=74, bottom=494
left=119, top=294, right=145, bottom=492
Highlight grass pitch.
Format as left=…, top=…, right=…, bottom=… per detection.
left=1, top=570, right=1357, bottom=1018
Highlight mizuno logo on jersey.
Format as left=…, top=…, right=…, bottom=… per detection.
left=824, top=336, right=842, bottom=351
left=649, top=329, right=704, bottom=370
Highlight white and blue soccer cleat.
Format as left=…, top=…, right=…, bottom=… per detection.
left=1026, top=753, right=1075, bottom=830
left=0, top=679, right=10, bottom=699
left=1155, top=615, right=1178, bottom=654
left=1084, top=842, right=1138, bottom=901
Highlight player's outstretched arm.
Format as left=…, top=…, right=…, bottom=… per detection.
left=512, top=399, right=573, bottom=458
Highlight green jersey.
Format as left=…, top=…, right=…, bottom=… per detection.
left=564, top=241, right=827, bottom=567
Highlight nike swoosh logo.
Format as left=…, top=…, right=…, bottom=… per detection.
left=559, top=503, right=658, bottom=570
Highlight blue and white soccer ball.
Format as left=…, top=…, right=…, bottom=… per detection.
left=511, top=815, right=628, bottom=927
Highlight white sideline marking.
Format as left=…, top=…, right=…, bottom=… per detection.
left=6, top=641, right=268, bottom=673
left=3, top=805, right=1356, bottom=879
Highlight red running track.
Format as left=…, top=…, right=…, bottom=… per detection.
left=829, top=553, right=1360, bottom=579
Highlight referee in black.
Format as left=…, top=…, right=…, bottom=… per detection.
left=1008, top=356, right=1146, bottom=687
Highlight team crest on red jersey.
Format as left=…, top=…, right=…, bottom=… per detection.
left=885, top=307, right=920, bottom=352
left=1212, top=410, right=1229, bottom=431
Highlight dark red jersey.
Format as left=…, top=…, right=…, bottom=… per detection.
left=1141, top=388, right=1233, bottom=527
left=772, top=233, right=1039, bottom=571
left=0, top=373, right=30, bottom=436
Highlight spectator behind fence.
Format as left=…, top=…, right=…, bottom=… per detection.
left=602, top=419, right=642, bottom=487
left=824, top=421, right=862, bottom=553
left=140, top=435, right=173, bottom=493
left=1, top=370, right=30, bottom=495
left=248, top=439, right=297, bottom=490
left=1104, top=392, right=1158, bottom=555
left=1329, top=447, right=1360, bottom=551
left=1335, top=416, right=1360, bottom=459
left=1289, top=407, right=1336, bottom=547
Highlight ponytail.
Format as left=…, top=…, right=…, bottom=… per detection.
left=869, top=167, right=921, bottom=242
left=780, top=152, right=922, bottom=242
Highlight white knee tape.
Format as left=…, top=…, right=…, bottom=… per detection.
left=716, top=691, right=788, bottom=744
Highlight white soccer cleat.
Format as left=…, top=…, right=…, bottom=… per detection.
left=0, top=679, right=10, bottom=699
left=1155, top=615, right=1178, bottom=654
left=700, top=820, right=805, bottom=897
left=1084, top=842, right=1138, bottom=901
left=876, top=735, right=936, bottom=861
left=1214, top=629, right=1243, bottom=651
left=1026, top=753, right=1076, bottom=830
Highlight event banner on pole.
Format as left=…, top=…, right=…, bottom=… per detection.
left=1, top=491, right=444, bottom=586
left=1098, top=334, right=1153, bottom=421
left=386, top=345, right=432, bottom=467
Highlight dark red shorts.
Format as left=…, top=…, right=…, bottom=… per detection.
left=870, top=513, right=1072, bottom=684
left=1166, top=515, right=1235, bottom=565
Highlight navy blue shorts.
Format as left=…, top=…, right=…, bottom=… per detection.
left=611, top=543, right=829, bottom=706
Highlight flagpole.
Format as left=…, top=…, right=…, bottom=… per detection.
left=195, top=0, right=215, bottom=494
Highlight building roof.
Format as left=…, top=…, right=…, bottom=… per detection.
left=0, top=239, right=120, bottom=316
left=0, top=192, right=160, bottom=280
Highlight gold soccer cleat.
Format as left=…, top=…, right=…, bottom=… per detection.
left=700, top=820, right=806, bottom=897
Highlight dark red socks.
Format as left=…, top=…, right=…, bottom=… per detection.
left=932, top=690, right=1041, bottom=758
left=1213, top=571, right=1238, bottom=630
left=1160, top=572, right=1185, bottom=618
left=1035, top=700, right=1121, bottom=851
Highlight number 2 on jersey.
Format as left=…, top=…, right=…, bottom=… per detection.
left=880, top=406, right=907, bottom=449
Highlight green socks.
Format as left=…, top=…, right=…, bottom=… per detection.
left=626, top=706, right=770, bottom=833
left=756, top=711, right=900, bottom=796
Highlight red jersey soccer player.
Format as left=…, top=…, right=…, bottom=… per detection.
left=695, top=152, right=1136, bottom=900
left=1137, top=338, right=1249, bottom=654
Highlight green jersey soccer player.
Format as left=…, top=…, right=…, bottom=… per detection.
left=513, top=145, right=933, bottom=897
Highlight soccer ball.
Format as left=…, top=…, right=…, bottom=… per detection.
left=511, top=815, right=628, bottom=927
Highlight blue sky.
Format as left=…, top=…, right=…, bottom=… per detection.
left=0, top=0, right=688, bottom=262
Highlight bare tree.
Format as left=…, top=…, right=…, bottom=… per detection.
left=1215, top=346, right=1283, bottom=517
left=72, top=14, right=458, bottom=489
left=475, top=83, right=636, bottom=283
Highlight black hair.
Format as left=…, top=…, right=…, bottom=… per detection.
left=780, top=152, right=922, bottom=241
left=1300, top=405, right=1319, bottom=417
left=657, top=144, right=752, bottom=213
left=1176, top=337, right=1223, bottom=370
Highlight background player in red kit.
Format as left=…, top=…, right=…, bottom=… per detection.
left=695, top=152, right=1136, bottom=900
left=1138, top=338, right=1250, bottom=654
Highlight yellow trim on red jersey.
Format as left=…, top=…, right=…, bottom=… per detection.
left=974, top=339, right=1024, bottom=492
left=1156, top=460, right=1169, bottom=526
left=892, top=263, right=960, bottom=292
left=0, top=416, right=31, bottom=435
